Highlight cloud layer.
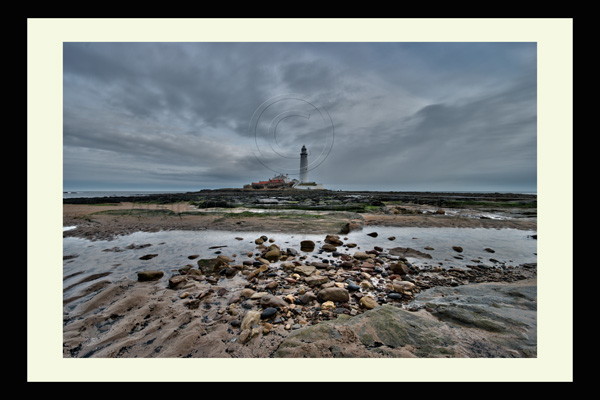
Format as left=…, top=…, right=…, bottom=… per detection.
left=63, top=42, right=537, bottom=192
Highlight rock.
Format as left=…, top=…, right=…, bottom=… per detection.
left=260, top=294, right=288, bottom=309
left=367, top=232, right=378, bottom=237
left=389, top=261, right=409, bottom=276
left=298, top=292, right=317, bottom=304
left=392, top=281, right=415, bottom=292
left=325, top=235, right=343, bottom=246
left=265, top=245, right=281, bottom=261
left=294, top=265, right=316, bottom=276
left=240, top=288, right=256, bottom=298
left=186, top=268, right=204, bottom=280
left=281, top=262, right=295, bottom=270
left=240, top=310, right=261, bottom=330
left=284, top=294, right=296, bottom=303
left=321, top=301, right=336, bottom=310
left=216, top=254, right=233, bottom=265
left=260, top=307, right=278, bottom=320
left=168, top=275, right=187, bottom=289
left=453, top=246, right=464, bottom=253
left=353, top=251, right=370, bottom=260
left=317, top=287, right=350, bottom=303
left=339, top=223, right=350, bottom=235
left=359, top=296, right=377, bottom=309
left=300, top=240, right=315, bottom=252
left=360, top=280, right=373, bottom=289
left=238, top=329, right=252, bottom=344
left=484, top=248, right=495, bottom=253
left=388, top=236, right=396, bottom=241
left=247, top=264, right=268, bottom=280
left=388, top=247, right=432, bottom=259
left=250, top=291, right=269, bottom=300
left=387, top=293, right=403, bottom=300
left=265, top=280, right=278, bottom=290
left=274, top=305, right=456, bottom=358
left=139, top=254, right=158, bottom=260
left=137, top=270, right=164, bottom=282
left=197, top=258, right=218, bottom=274
left=305, top=275, right=329, bottom=286
left=276, top=277, right=538, bottom=358
left=321, top=244, right=337, bottom=252
left=255, top=237, right=264, bottom=245
left=186, top=299, right=200, bottom=309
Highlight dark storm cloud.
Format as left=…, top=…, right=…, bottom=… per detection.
left=63, top=42, right=537, bottom=191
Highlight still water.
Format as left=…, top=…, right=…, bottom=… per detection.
left=63, top=227, right=537, bottom=306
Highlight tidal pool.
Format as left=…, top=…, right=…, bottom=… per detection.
left=63, top=226, right=537, bottom=308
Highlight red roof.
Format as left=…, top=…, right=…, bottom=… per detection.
left=253, top=178, right=284, bottom=185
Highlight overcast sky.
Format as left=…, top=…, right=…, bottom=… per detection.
left=63, top=42, right=537, bottom=192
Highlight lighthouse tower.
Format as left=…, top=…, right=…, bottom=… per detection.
left=299, top=145, right=308, bottom=183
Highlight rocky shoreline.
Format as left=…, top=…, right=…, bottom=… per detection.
left=63, top=190, right=537, bottom=358
left=63, top=189, right=537, bottom=241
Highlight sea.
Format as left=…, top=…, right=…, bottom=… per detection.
left=62, top=190, right=190, bottom=199
left=63, top=189, right=536, bottom=199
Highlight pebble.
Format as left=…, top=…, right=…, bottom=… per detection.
left=347, top=283, right=360, bottom=291
left=159, top=231, right=536, bottom=348
left=260, top=307, right=277, bottom=320
left=359, top=296, right=377, bottom=309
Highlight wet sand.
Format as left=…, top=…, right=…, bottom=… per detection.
left=63, top=201, right=537, bottom=241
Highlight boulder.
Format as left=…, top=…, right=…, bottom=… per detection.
left=275, top=279, right=538, bottom=358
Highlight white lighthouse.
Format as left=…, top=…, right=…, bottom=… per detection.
left=299, top=145, right=308, bottom=183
